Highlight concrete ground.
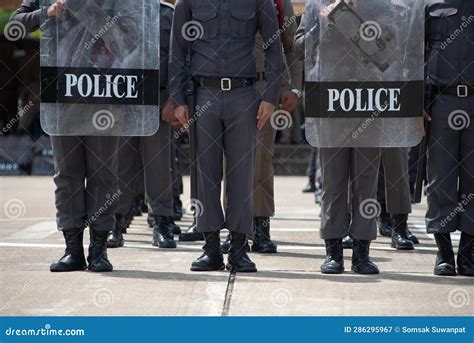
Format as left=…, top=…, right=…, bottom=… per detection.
left=0, top=176, right=472, bottom=316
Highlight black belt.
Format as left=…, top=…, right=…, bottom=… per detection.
left=195, top=77, right=255, bottom=91
left=433, top=85, right=474, bottom=97
left=160, top=85, right=169, bottom=90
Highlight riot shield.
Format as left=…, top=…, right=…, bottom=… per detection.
left=40, top=0, right=160, bottom=136
left=305, top=0, right=424, bottom=147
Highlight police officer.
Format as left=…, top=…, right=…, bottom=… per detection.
left=11, top=0, right=118, bottom=272
left=424, top=0, right=474, bottom=276
left=377, top=148, right=419, bottom=250
left=252, top=0, right=300, bottom=254
left=220, top=0, right=300, bottom=254
left=295, top=1, right=381, bottom=275
left=170, top=0, right=283, bottom=272
left=107, top=0, right=179, bottom=250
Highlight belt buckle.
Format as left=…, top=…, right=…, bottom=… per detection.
left=457, top=85, right=468, bottom=98
left=221, top=78, right=232, bottom=91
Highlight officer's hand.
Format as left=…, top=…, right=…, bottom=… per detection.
left=257, top=101, right=275, bottom=130
left=161, top=101, right=175, bottom=124
left=47, top=0, right=67, bottom=19
left=175, top=105, right=190, bottom=130
left=423, top=111, right=432, bottom=122
left=280, top=91, right=299, bottom=113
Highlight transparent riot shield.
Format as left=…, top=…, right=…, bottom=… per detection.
left=305, top=0, right=425, bottom=147
left=40, top=0, right=160, bottom=136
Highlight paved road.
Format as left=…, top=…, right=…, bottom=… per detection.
left=0, top=176, right=472, bottom=316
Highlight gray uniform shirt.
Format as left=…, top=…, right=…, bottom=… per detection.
left=425, top=0, right=474, bottom=86
left=169, top=0, right=284, bottom=107
left=255, top=0, right=300, bottom=92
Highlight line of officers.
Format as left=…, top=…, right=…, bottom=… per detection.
left=11, top=0, right=473, bottom=277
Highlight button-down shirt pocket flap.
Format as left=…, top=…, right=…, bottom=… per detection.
left=429, top=7, right=458, bottom=18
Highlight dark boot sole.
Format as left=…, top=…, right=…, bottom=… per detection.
left=434, top=269, right=457, bottom=276
left=107, top=240, right=124, bottom=249
left=321, top=268, right=344, bottom=274
left=153, top=242, right=177, bottom=249
left=251, top=246, right=277, bottom=254
left=226, top=263, right=257, bottom=273
left=50, top=264, right=87, bottom=272
left=391, top=243, right=414, bottom=250
left=457, top=269, right=474, bottom=277
left=190, top=264, right=225, bottom=272
left=88, top=266, right=113, bottom=272
left=179, top=233, right=204, bottom=242
left=351, top=266, right=379, bottom=275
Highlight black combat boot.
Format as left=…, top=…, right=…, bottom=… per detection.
left=179, top=218, right=204, bottom=241
left=391, top=214, right=414, bottom=250
left=377, top=204, right=392, bottom=237
left=221, top=232, right=250, bottom=254
left=173, top=197, right=183, bottom=221
left=50, top=229, right=87, bottom=272
left=147, top=214, right=155, bottom=228
left=321, top=238, right=344, bottom=274
left=405, top=227, right=419, bottom=244
left=152, top=216, right=177, bottom=248
left=456, top=232, right=474, bottom=277
left=87, top=230, right=113, bottom=272
left=251, top=217, right=277, bottom=253
left=191, top=231, right=225, bottom=271
left=221, top=233, right=231, bottom=254
left=352, top=240, right=379, bottom=274
left=433, top=233, right=456, bottom=276
left=302, top=176, right=316, bottom=193
left=168, top=217, right=182, bottom=235
left=342, top=236, right=353, bottom=249
left=107, top=214, right=125, bottom=248
left=227, top=232, right=257, bottom=273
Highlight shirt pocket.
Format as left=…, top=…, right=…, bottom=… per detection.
left=230, top=10, right=257, bottom=39
left=192, top=9, right=219, bottom=39
left=427, top=6, right=458, bottom=40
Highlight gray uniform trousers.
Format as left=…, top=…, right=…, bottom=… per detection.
left=377, top=148, right=412, bottom=214
left=254, top=112, right=277, bottom=217
left=116, top=122, right=174, bottom=217
left=426, top=94, right=474, bottom=235
left=195, top=86, right=260, bottom=234
left=51, top=136, right=119, bottom=232
left=320, top=147, right=382, bottom=241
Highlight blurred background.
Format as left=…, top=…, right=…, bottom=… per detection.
left=0, top=0, right=309, bottom=177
